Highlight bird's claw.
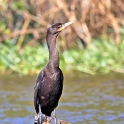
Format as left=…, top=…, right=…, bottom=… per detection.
left=34, top=115, right=38, bottom=124
left=52, top=110, right=56, bottom=117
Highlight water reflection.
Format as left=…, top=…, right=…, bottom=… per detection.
left=0, top=72, right=124, bottom=124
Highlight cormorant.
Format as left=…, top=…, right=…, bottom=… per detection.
left=34, top=21, right=75, bottom=118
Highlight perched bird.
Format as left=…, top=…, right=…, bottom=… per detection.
left=34, top=21, right=75, bottom=118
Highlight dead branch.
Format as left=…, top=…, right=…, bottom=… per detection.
left=1, top=0, right=124, bottom=47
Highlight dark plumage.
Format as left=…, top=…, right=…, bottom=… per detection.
left=34, top=21, right=75, bottom=117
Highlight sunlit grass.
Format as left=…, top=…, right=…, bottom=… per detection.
left=0, top=39, right=124, bottom=75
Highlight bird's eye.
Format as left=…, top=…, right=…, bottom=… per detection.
left=58, top=25, right=62, bottom=28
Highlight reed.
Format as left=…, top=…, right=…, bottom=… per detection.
left=0, top=0, right=124, bottom=48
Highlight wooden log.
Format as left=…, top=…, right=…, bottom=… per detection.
left=34, top=115, right=71, bottom=124
left=60, top=120, right=71, bottom=124
left=42, top=120, right=70, bottom=124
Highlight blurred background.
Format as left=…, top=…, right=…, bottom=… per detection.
left=0, top=0, right=124, bottom=74
left=0, top=0, right=124, bottom=124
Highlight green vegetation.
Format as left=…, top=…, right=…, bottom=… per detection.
left=1, top=39, right=124, bottom=75
left=0, top=1, right=124, bottom=75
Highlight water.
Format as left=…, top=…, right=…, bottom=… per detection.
left=0, top=72, right=124, bottom=124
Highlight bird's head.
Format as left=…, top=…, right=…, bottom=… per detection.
left=47, top=20, right=75, bottom=35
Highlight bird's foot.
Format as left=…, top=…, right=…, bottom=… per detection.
left=35, top=115, right=60, bottom=124
left=47, top=110, right=61, bottom=124
left=49, top=116, right=60, bottom=124
left=52, top=110, right=56, bottom=117
left=34, top=115, right=38, bottom=124
left=34, top=114, right=46, bottom=124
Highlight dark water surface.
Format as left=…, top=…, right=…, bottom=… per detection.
left=0, top=72, right=124, bottom=124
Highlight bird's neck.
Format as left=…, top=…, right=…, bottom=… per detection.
left=46, top=34, right=59, bottom=68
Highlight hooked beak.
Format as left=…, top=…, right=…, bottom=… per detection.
left=58, top=20, right=75, bottom=31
